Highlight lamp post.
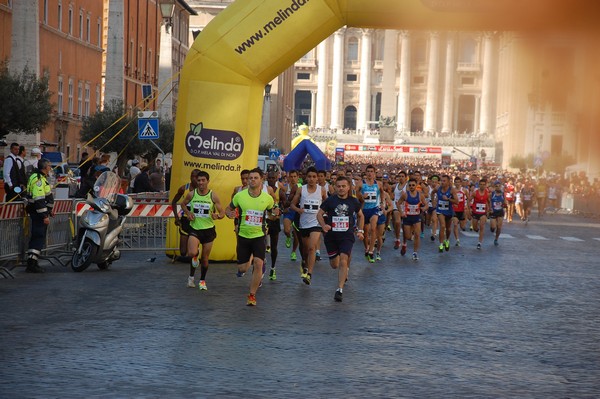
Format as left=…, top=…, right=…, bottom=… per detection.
left=159, top=0, right=175, bottom=34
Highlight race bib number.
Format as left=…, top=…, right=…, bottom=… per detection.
left=331, top=216, right=350, bottom=232
left=245, top=210, right=263, bottom=226
left=364, top=190, right=377, bottom=203
left=406, top=204, right=420, bottom=216
left=475, top=203, right=486, bottom=212
left=303, top=199, right=320, bottom=213
left=193, top=203, right=211, bottom=217
left=438, top=200, right=449, bottom=210
left=493, top=201, right=503, bottom=210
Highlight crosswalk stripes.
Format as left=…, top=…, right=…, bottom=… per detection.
left=594, top=238, right=600, bottom=241
left=499, top=233, right=514, bottom=238
left=526, top=235, right=549, bottom=240
left=560, top=236, right=585, bottom=242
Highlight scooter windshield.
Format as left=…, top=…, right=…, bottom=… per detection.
left=93, top=171, right=121, bottom=201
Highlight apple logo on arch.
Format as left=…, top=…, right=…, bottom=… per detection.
left=185, top=122, right=244, bottom=160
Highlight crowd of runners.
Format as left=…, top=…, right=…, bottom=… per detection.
left=170, top=157, right=580, bottom=306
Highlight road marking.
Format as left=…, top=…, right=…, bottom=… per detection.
left=499, top=233, right=514, bottom=239
left=461, top=231, right=480, bottom=238
left=594, top=238, right=600, bottom=241
left=526, top=235, right=549, bottom=240
left=560, top=236, right=584, bottom=242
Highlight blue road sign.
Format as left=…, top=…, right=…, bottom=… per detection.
left=138, top=118, right=159, bottom=140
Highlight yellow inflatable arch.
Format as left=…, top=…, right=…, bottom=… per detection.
left=170, top=0, right=595, bottom=260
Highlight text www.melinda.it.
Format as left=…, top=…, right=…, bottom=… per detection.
left=183, top=160, right=242, bottom=172
left=234, top=0, right=310, bottom=55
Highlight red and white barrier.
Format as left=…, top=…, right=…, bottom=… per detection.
left=75, top=202, right=173, bottom=217
left=0, top=202, right=25, bottom=219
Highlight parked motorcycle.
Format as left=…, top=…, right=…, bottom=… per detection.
left=71, top=171, right=133, bottom=272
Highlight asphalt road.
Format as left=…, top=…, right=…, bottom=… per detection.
left=1, top=213, right=599, bottom=398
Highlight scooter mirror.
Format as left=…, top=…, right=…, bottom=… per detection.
left=14, top=187, right=22, bottom=194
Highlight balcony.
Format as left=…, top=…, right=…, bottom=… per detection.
left=295, top=58, right=316, bottom=68
left=457, top=62, right=481, bottom=73
left=373, top=60, right=384, bottom=70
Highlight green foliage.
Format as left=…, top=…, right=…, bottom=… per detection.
left=543, top=153, right=575, bottom=174
left=509, top=153, right=534, bottom=172
left=0, top=62, right=52, bottom=138
left=80, top=99, right=139, bottom=158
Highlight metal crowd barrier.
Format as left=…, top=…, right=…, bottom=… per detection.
left=74, top=200, right=177, bottom=252
left=0, top=202, right=27, bottom=276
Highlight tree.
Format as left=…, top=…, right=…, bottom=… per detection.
left=0, top=62, right=52, bottom=139
left=509, top=153, right=534, bottom=172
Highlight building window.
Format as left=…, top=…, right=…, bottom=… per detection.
left=86, top=15, right=90, bottom=42
left=43, top=0, right=48, bottom=24
left=461, top=76, right=475, bottom=85
left=84, top=83, right=90, bottom=117
left=79, top=10, right=83, bottom=40
left=97, top=18, right=102, bottom=47
left=148, top=49, right=153, bottom=79
left=129, top=40, right=134, bottom=74
left=58, top=2, right=62, bottom=31
left=68, top=78, right=74, bottom=116
left=413, top=76, right=425, bottom=84
left=297, top=73, right=310, bottom=80
left=346, top=74, right=358, bottom=82
left=96, top=84, right=101, bottom=111
left=460, top=37, right=477, bottom=63
left=68, top=7, right=73, bottom=35
left=346, top=37, right=359, bottom=61
left=57, top=77, right=64, bottom=115
left=77, top=81, right=83, bottom=117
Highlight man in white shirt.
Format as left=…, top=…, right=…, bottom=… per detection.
left=3, top=142, right=27, bottom=201
left=129, top=159, right=141, bottom=193
left=24, top=147, right=42, bottom=177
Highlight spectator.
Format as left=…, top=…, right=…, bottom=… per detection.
left=133, top=165, right=156, bottom=193
left=149, top=167, right=165, bottom=191
left=3, top=142, right=27, bottom=201
left=25, top=147, right=43, bottom=177
left=129, top=159, right=141, bottom=193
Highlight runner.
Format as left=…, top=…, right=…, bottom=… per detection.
left=504, top=178, right=516, bottom=223
left=425, top=175, right=440, bottom=242
left=180, top=171, right=225, bottom=290
left=281, top=169, right=301, bottom=261
left=290, top=167, right=327, bottom=285
left=521, top=181, right=535, bottom=224
left=489, top=180, right=507, bottom=246
left=392, top=171, right=407, bottom=250
left=355, top=165, right=385, bottom=263
left=397, top=178, right=428, bottom=260
left=225, top=168, right=278, bottom=306
left=317, top=176, right=365, bottom=302
left=171, top=169, right=200, bottom=262
left=471, top=178, right=491, bottom=249
left=266, top=171, right=283, bottom=280
left=451, top=176, right=470, bottom=246
left=433, top=174, right=458, bottom=252
left=374, top=188, right=393, bottom=261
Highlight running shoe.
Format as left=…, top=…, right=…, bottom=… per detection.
left=236, top=269, right=245, bottom=278
left=367, top=253, right=375, bottom=263
left=420, top=232, right=425, bottom=238
left=412, top=252, right=419, bottom=261
left=303, top=274, right=311, bottom=285
left=269, top=268, right=277, bottom=281
left=439, top=244, right=444, bottom=253
left=375, top=252, right=382, bottom=261
left=394, top=239, right=400, bottom=250
left=494, top=239, right=499, bottom=246
left=334, top=290, right=343, bottom=302
left=199, top=280, right=207, bottom=291
left=455, top=239, right=460, bottom=247
left=387, top=225, right=392, bottom=231
left=187, top=276, right=195, bottom=288
left=246, top=293, right=257, bottom=306
left=191, top=256, right=199, bottom=268
left=300, top=265, right=308, bottom=278
left=444, top=240, right=450, bottom=251
left=290, top=252, right=297, bottom=261
left=316, top=250, right=321, bottom=261
left=431, top=234, right=436, bottom=242
left=266, top=246, right=271, bottom=253
left=285, top=236, right=292, bottom=248
left=477, top=242, right=482, bottom=250
left=400, top=244, right=407, bottom=256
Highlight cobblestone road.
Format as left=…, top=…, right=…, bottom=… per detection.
left=1, top=214, right=599, bottom=398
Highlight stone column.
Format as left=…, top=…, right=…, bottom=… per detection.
left=10, top=0, right=40, bottom=74
left=330, top=29, right=345, bottom=130
left=397, top=31, right=411, bottom=133
left=479, top=32, right=494, bottom=135
left=474, top=95, right=481, bottom=134
left=442, top=33, right=456, bottom=134
left=424, top=32, right=440, bottom=133
left=380, top=30, right=398, bottom=121
left=315, top=39, right=329, bottom=129
left=357, top=29, right=372, bottom=134
left=158, top=24, right=173, bottom=120
left=104, top=0, right=125, bottom=103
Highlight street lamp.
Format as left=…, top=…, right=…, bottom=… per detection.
left=160, top=0, right=175, bottom=33
left=264, top=83, right=272, bottom=101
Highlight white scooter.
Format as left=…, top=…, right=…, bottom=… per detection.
left=71, top=171, right=133, bottom=272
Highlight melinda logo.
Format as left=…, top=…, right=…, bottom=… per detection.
left=185, top=122, right=244, bottom=160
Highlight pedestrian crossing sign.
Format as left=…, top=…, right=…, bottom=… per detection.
left=138, top=118, right=159, bottom=140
